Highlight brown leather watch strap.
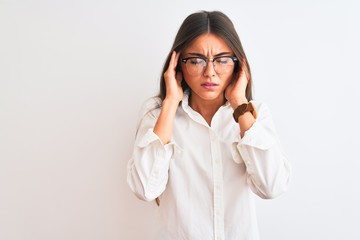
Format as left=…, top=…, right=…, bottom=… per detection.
left=233, top=102, right=256, bottom=123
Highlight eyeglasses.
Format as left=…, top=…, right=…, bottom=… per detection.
left=181, top=56, right=238, bottom=76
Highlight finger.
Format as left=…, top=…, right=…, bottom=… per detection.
left=238, top=72, right=248, bottom=88
left=240, top=59, right=250, bottom=80
left=238, top=65, right=248, bottom=82
left=169, top=51, right=178, bottom=70
left=174, top=51, right=181, bottom=64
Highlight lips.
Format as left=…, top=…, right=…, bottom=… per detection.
left=201, top=82, right=219, bottom=90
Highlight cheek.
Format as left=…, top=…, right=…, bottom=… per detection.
left=182, top=71, right=197, bottom=86
left=222, top=73, right=235, bottom=86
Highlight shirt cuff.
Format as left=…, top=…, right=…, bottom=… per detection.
left=137, top=128, right=180, bottom=158
left=231, top=121, right=277, bottom=164
left=137, top=128, right=162, bottom=148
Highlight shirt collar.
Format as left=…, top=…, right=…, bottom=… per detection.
left=181, top=89, right=231, bottom=108
left=180, top=89, right=231, bottom=126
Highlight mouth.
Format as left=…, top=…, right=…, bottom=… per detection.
left=201, top=82, right=219, bottom=90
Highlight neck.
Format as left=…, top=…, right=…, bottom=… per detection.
left=189, top=93, right=226, bottom=126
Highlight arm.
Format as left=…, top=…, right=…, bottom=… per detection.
left=226, top=65, right=291, bottom=199
left=154, top=51, right=183, bottom=144
left=127, top=108, right=176, bottom=202
left=127, top=51, right=183, bottom=201
left=235, top=103, right=291, bottom=199
left=225, top=64, right=255, bottom=137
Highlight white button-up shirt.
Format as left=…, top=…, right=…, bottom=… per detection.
left=127, top=91, right=291, bottom=240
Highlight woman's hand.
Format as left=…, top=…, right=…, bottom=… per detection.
left=225, top=63, right=255, bottom=136
left=163, top=51, right=184, bottom=103
left=154, top=51, right=183, bottom=144
left=225, top=64, right=249, bottom=109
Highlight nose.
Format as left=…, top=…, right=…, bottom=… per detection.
left=203, top=59, right=216, bottom=77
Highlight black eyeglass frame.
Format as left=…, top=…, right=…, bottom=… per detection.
left=180, top=56, right=238, bottom=65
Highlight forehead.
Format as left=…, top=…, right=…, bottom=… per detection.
left=184, top=33, right=232, bottom=54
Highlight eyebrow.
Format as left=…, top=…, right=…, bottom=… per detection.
left=187, top=52, right=233, bottom=58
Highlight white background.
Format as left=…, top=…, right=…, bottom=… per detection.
left=1, top=0, right=359, bottom=239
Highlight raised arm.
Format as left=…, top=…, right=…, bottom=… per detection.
left=225, top=64, right=255, bottom=137
left=153, top=51, right=183, bottom=144
left=227, top=65, right=291, bottom=199
left=127, top=51, right=183, bottom=202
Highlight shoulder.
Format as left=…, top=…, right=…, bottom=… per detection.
left=138, top=96, right=162, bottom=119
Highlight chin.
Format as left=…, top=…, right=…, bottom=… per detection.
left=198, top=91, right=224, bottom=101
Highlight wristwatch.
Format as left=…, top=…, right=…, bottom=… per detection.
left=233, top=102, right=257, bottom=123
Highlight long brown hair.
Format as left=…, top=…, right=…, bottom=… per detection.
left=158, top=10, right=253, bottom=101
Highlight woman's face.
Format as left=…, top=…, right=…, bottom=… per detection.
left=181, top=33, right=235, bottom=104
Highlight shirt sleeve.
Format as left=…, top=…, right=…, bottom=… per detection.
left=127, top=99, right=178, bottom=202
left=231, top=102, right=292, bottom=199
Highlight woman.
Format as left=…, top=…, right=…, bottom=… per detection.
left=127, top=10, right=291, bottom=240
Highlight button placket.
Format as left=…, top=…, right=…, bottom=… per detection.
left=209, top=130, right=225, bottom=239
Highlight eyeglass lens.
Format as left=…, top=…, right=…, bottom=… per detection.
left=183, top=57, right=236, bottom=75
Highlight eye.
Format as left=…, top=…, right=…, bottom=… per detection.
left=215, top=57, right=231, bottom=65
left=189, top=58, right=205, bottom=65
